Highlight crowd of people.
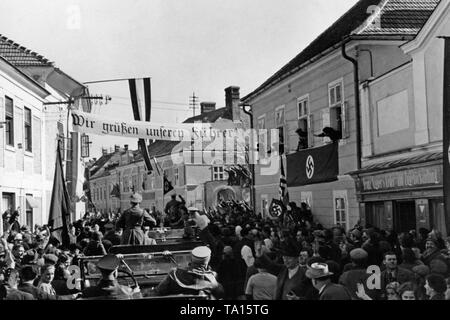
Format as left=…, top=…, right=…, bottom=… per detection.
left=1, top=192, right=450, bottom=301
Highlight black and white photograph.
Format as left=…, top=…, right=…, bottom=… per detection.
left=0, top=0, right=449, bottom=315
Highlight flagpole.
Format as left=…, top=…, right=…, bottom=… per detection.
left=83, top=77, right=152, bottom=85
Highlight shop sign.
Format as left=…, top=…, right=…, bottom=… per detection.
left=361, top=165, right=442, bottom=192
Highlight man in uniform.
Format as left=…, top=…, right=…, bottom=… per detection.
left=81, top=254, right=135, bottom=300
left=116, top=193, right=156, bottom=245
left=155, top=246, right=224, bottom=299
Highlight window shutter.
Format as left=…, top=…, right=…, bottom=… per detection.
left=321, top=108, right=330, bottom=143
left=33, top=116, right=42, bottom=174
left=16, top=107, right=24, bottom=171
left=308, top=114, right=314, bottom=148
left=342, top=101, right=350, bottom=139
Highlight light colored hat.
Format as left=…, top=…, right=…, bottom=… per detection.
left=191, top=246, right=211, bottom=265
left=188, top=207, right=199, bottom=212
left=14, top=233, right=23, bottom=241
left=306, top=262, right=334, bottom=279
left=130, top=193, right=142, bottom=203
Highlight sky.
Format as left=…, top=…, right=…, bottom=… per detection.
left=0, top=0, right=359, bottom=158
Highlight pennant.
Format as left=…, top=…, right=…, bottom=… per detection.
left=110, top=184, right=121, bottom=198
left=48, top=145, right=71, bottom=248
left=269, top=199, right=285, bottom=219
left=163, top=173, right=174, bottom=195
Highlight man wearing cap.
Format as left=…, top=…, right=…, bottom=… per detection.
left=306, top=263, right=351, bottom=300
left=116, top=193, right=155, bottom=245
left=339, top=248, right=380, bottom=300
left=81, top=254, right=134, bottom=299
left=155, top=246, right=224, bottom=299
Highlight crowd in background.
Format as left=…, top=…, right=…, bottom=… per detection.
left=1, top=197, right=450, bottom=301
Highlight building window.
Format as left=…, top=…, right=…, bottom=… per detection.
left=328, top=79, right=345, bottom=139
left=333, top=190, right=348, bottom=230
left=297, top=95, right=311, bottom=150
left=275, top=106, right=285, bottom=155
left=257, top=115, right=267, bottom=159
left=213, top=166, right=225, bottom=181
left=24, top=107, right=32, bottom=152
left=5, top=96, right=14, bottom=146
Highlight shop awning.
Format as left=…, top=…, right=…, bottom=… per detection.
left=26, top=196, right=40, bottom=208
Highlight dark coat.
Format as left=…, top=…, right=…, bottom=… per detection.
left=275, top=266, right=309, bottom=300
left=380, top=267, right=414, bottom=290
left=319, top=283, right=352, bottom=300
left=339, top=267, right=381, bottom=300
left=116, top=206, right=154, bottom=245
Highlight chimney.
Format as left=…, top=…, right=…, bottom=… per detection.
left=225, top=86, right=240, bottom=121
left=124, top=144, right=129, bottom=151
left=200, top=102, right=216, bottom=115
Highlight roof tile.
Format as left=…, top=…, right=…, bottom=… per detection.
left=0, top=34, right=53, bottom=67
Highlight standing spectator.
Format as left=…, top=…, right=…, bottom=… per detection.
left=2, top=268, right=34, bottom=300
left=424, top=274, right=446, bottom=300
left=381, top=252, right=414, bottom=295
left=398, top=282, right=417, bottom=300
left=38, top=264, right=57, bottom=296
left=275, top=241, right=308, bottom=300
left=422, top=238, right=445, bottom=266
left=306, top=262, right=351, bottom=300
left=339, top=248, right=380, bottom=300
left=245, top=256, right=277, bottom=300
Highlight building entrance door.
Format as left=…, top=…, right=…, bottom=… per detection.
left=394, top=200, right=416, bottom=233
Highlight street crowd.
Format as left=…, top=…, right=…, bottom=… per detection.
left=1, top=193, right=450, bottom=301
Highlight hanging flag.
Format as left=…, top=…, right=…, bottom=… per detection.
left=48, top=145, right=71, bottom=248
left=129, top=77, right=153, bottom=173
left=163, top=173, right=174, bottom=195
left=269, top=199, right=285, bottom=219
left=279, top=156, right=289, bottom=206
left=286, top=142, right=338, bottom=187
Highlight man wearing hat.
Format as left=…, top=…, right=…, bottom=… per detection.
left=339, top=248, right=380, bottom=300
left=155, top=246, right=224, bottom=299
left=306, top=263, right=352, bottom=300
left=116, top=193, right=155, bottom=245
left=274, top=240, right=309, bottom=300
left=81, top=254, right=134, bottom=299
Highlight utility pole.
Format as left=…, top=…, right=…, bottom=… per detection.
left=189, top=92, right=199, bottom=117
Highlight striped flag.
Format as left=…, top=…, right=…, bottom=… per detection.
left=129, top=78, right=153, bottom=173
left=279, top=156, right=289, bottom=206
